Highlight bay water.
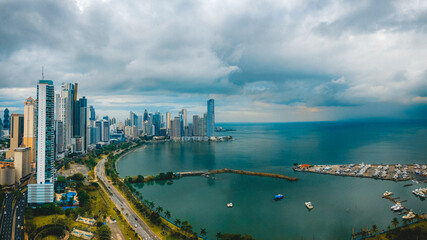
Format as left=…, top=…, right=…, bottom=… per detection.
left=117, top=121, right=427, bottom=240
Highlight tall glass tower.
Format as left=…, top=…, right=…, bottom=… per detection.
left=28, top=80, right=55, bottom=204
left=207, top=99, right=215, bottom=137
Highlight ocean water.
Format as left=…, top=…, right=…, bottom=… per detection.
left=117, top=121, right=427, bottom=240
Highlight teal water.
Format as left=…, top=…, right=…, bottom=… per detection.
left=117, top=121, right=427, bottom=240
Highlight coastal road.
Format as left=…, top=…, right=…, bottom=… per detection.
left=96, top=157, right=160, bottom=240
left=13, top=190, right=27, bottom=240
left=0, top=193, right=15, bottom=239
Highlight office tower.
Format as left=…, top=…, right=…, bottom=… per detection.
left=103, top=116, right=109, bottom=121
left=137, top=115, right=143, bottom=130
left=171, top=116, right=182, bottom=139
left=207, top=99, right=215, bottom=137
left=130, top=111, right=137, bottom=126
left=89, top=106, right=95, bottom=121
left=0, top=118, right=3, bottom=137
left=3, top=108, right=10, bottom=130
left=90, top=126, right=97, bottom=144
left=95, top=120, right=102, bottom=143
left=102, top=120, right=110, bottom=142
left=14, top=147, right=31, bottom=181
left=192, top=115, right=199, bottom=136
left=78, top=97, right=87, bottom=151
left=28, top=80, right=55, bottom=204
left=72, top=83, right=78, bottom=137
left=6, top=113, right=24, bottom=159
left=60, top=83, right=75, bottom=151
left=166, top=112, right=171, bottom=135
left=148, top=113, right=153, bottom=135
left=180, top=109, right=188, bottom=127
left=23, top=97, right=36, bottom=166
left=55, top=121, right=64, bottom=153
left=153, top=111, right=161, bottom=136
left=143, top=109, right=149, bottom=121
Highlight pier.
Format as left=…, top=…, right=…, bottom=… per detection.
left=176, top=168, right=298, bottom=181
left=293, top=163, right=427, bottom=182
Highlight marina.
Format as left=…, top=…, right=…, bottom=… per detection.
left=294, top=163, right=427, bottom=182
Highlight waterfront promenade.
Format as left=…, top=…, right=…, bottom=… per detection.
left=96, top=157, right=160, bottom=240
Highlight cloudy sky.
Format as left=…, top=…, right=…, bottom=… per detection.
left=1, top=0, right=427, bottom=122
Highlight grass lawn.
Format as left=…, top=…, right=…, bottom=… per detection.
left=41, top=236, right=60, bottom=240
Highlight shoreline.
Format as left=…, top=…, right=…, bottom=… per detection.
left=115, top=144, right=147, bottom=171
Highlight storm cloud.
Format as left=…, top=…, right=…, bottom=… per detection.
left=1, top=0, right=426, bottom=122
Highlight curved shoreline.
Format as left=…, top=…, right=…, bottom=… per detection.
left=115, top=144, right=147, bottom=172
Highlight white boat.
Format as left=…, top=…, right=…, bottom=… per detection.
left=227, top=202, right=233, bottom=208
left=391, top=203, right=404, bottom=211
left=402, top=211, right=416, bottom=220
left=383, top=191, right=393, bottom=197
left=305, top=202, right=313, bottom=210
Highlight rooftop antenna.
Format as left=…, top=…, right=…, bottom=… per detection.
left=42, top=66, right=44, bottom=80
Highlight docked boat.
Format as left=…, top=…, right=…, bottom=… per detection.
left=305, top=202, right=313, bottom=210
left=402, top=211, right=416, bottom=220
left=274, top=194, right=284, bottom=201
left=390, top=203, right=404, bottom=211
left=383, top=191, right=393, bottom=197
left=227, top=203, right=233, bottom=208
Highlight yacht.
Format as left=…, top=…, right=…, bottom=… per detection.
left=305, top=202, right=313, bottom=210
left=383, top=191, right=393, bottom=197
left=402, top=211, right=416, bottom=220
left=391, top=203, right=404, bottom=211
left=227, top=203, right=233, bottom=208
left=274, top=194, right=284, bottom=201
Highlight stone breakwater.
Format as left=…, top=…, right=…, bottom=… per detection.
left=177, top=168, right=299, bottom=182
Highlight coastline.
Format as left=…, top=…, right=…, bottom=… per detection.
left=115, top=144, right=147, bottom=172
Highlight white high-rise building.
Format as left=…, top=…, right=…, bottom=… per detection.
left=28, top=80, right=55, bottom=204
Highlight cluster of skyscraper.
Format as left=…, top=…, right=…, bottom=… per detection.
left=23, top=80, right=112, bottom=204
left=121, top=99, right=215, bottom=141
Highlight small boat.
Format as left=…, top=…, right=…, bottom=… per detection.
left=403, top=184, right=413, bottom=187
left=383, top=191, right=393, bottom=197
left=227, top=203, right=233, bottom=208
left=305, top=202, right=313, bottom=210
left=274, top=194, right=284, bottom=201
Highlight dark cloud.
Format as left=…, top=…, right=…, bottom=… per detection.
left=0, top=0, right=426, bottom=121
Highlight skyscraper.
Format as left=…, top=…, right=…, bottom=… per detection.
left=3, top=108, right=10, bottom=130
left=5, top=113, right=24, bottom=159
left=59, top=83, right=75, bottom=151
left=143, top=109, right=149, bottom=122
left=23, top=97, right=36, bottom=166
left=166, top=112, right=171, bottom=135
left=28, top=80, right=55, bottom=204
left=192, top=115, right=199, bottom=136
left=207, top=99, right=215, bottom=137
left=180, top=109, right=188, bottom=127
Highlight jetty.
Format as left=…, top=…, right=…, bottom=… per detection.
left=176, top=168, right=298, bottom=182
left=293, top=163, right=427, bottom=182
left=382, top=192, right=426, bottom=220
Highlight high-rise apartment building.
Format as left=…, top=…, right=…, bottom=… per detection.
left=207, top=99, right=215, bottom=137
left=59, top=83, right=75, bottom=151
left=28, top=80, right=55, bottom=204
left=23, top=97, right=36, bottom=166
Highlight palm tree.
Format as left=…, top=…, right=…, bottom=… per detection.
left=392, top=218, right=399, bottom=229
left=156, top=206, right=163, bottom=214
left=165, top=210, right=171, bottom=219
left=216, top=232, right=222, bottom=240
left=200, top=228, right=207, bottom=237
left=372, top=224, right=378, bottom=234
left=174, top=218, right=181, bottom=226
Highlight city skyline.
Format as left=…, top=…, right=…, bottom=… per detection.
left=0, top=1, right=426, bottom=122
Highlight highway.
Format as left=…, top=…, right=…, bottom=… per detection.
left=14, top=190, right=26, bottom=240
left=96, top=157, right=160, bottom=240
left=0, top=193, right=15, bottom=239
